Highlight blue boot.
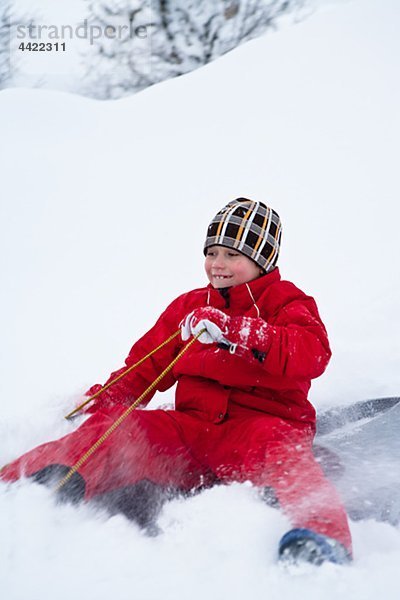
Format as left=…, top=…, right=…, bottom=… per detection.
left=278, top=528, right=352, bottom=566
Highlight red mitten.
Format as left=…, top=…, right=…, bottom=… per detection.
left=181, top=307, right=231, bottom=344
left=82, top=383, right=116, bottom=413
left=224, top=316, right=270, bottom=363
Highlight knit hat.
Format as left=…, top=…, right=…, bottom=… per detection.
left=203, top=198, right=282, bottom=272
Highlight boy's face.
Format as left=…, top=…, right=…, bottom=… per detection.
left=205, top=245, right=262, bottom=289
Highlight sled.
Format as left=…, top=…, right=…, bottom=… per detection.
left=314, top=396, right=400, bottom=525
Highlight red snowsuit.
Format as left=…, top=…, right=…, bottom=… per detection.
left=1, top=268, right=352, bottom=552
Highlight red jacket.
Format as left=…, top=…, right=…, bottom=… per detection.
left=87, top=268, right=331, bottom=429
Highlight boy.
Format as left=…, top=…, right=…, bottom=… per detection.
left=1, top=198, right=352, bottom=565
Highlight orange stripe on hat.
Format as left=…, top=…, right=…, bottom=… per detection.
left=234, top=201, right=256, bottom=248
left=251, top=207, right=269, bottom=259
left=215, top=203, right=235, bottom=239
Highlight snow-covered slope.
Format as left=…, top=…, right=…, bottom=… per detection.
left=1, top=0, right=399, bottom=598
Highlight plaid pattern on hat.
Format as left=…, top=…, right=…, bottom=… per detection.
left=204, top=198, right=282, bottom=272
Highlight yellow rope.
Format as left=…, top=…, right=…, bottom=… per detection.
left=54, top=329, right=204, bottom=493
left=64, top=329, right=181, bottom=420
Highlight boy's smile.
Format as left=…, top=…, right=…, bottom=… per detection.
left=205, top=245, right=262, bottom=288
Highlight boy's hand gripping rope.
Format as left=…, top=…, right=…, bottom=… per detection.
left=64, top=329, right=181, bottom=420
left=54, top=328, right=205, bottom=494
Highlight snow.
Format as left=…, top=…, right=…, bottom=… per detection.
left=1, top=0, right=400, bottom=597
